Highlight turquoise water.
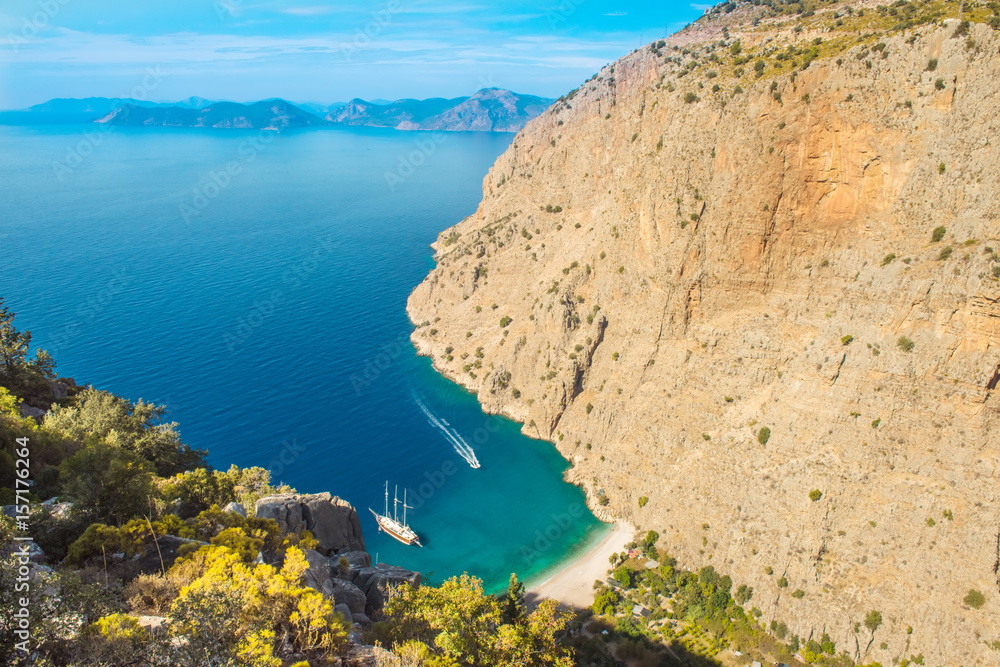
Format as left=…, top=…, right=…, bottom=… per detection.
left=0, top=123, right=607, bottom=592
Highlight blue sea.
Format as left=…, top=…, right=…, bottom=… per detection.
left=0, top=123, right=607, bottom=592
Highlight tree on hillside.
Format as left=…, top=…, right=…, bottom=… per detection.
left=0, top=298, right=31, bottom=385
left=0, top=297, right=55, bottom=393
left=499, top=573, right=526, bottom=624
left=59, top=441, right=155, bottom=525
left=864, top=609, right=882, bottom=652
left=46, top=388, right=206, bottom=476
left=373, top=573, right=574, bottom=666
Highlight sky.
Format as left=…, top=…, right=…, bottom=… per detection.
left=0, top=1, right=706, bottom=109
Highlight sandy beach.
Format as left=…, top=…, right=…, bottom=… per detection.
left=528, top=522, right=635, bottom=609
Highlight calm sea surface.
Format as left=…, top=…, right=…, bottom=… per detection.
left=0, top=123, right=607, bottom=592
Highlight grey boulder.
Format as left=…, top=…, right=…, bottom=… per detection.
left=353, top=564, right=422, bottom=617
left=331, top=549, right=371, bottom=579
left=302, top=549, right=333, bottom=596
left=18, top=405, right=45, bottom=419
left=255, top=493, right=365, bottom=555
left=331, top=578, right=368, bottom=615
left=222, top=501, right=246, bottom=517
left=334, top=603, right=353, bottom=624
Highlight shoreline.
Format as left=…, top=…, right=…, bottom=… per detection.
left=527, top=521, right=635, bottom=609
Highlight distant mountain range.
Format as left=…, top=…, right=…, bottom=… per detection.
left=329, top=89, right=554, bottom=133
left=96, top=99, right=327, bottom=130
left=3, top=89, right=554, bottom=133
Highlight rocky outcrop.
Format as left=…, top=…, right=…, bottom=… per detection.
left=352, top=564, right=423, bottom=617
left=334, top=550, right=372, bottom=572
left=255, top=493, right=365, bottom=555
left=331, top=578, right=368, bottom=616
left=408, top=7, right=1000, bottom=666
left=302, top=549, right=334, bottom=596
left=18, top=404, right=45, bottom=420
left=265, top=495, right=418, bottom=621
left=222, top=501, right=246, bottom=517
left=301, top=548, right=419, bottom=621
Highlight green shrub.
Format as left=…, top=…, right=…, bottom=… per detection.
left=638, top=496, right=648, bottom=508
left=792, top=589, right=805, bottom=599
left=777, top=577, right=788, bottom=588
left=764, top=566, right=773, bottom=575
left=683, top=92, right=700, bottom=103
left=926, top=58, right=938, bottom=71
left=938, top=246, right=953, bottom=261
left=964, top=589, right=986, bottom=609
left=757, top=427, right=771, bottom=445
left=499, top=316, right=512, bottom=328
left=585, top=403, right=594, bottom=414
left=897, top=336, right=915, bottom=352
left=881, top=253, right=896, bottom=266
left=935, top=78, right=946, bottom=90
left=809, top=489, right=823, bottom=502
left=841, top=334, right=854, bottom=346
left=932, top=226, right=946, bottom=242
left=938, top=162, right=946, bottom=174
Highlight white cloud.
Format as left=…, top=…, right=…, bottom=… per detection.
left=278, top=7, right=336, bottom=16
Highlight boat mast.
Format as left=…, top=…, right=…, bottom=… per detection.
left=384, top=481, right=389, bottom=517
left=393, top=484, right=399, bottom=522
left=403, top=488, right=413, bottom=528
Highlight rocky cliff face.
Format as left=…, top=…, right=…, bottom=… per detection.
left=408, top=4, right=1000, bottom=665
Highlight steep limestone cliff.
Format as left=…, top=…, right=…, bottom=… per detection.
left=408, top=3, right=1000, bottom=665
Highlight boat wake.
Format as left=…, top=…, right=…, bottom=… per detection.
left=413, top=393, right=481, bottom=469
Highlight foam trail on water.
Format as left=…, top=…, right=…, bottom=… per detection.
left=413, top=392, right=481, bottom=469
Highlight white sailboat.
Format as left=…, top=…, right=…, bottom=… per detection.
left=369, top=481, right=422, bottom=547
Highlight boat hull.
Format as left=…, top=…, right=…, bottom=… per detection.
left=370, top=508, right=422, bottom=547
